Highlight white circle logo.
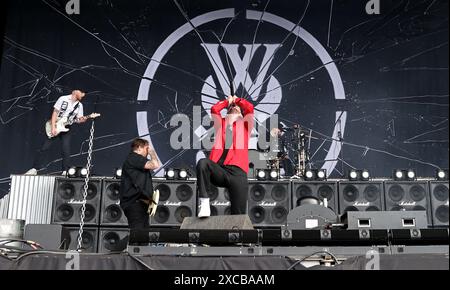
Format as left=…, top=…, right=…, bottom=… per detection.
left=137, top=9, right=347, bottom=177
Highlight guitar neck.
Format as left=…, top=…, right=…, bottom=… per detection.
left=85, top=113, right=101, bottom=120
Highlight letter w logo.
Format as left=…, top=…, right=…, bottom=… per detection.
left=201, top=44, right=279, bottom=100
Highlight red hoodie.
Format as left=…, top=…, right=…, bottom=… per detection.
left=209, top=98, right=255, bottom=173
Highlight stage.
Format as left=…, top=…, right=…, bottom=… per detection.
left=1, top=250, right=448, bottom=270
left=1, top=174, right=449, bottom=271
left=0, top=0, right=448, bottom=275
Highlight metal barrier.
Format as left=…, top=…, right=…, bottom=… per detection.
left=0, top=194, right=9, bottom=219
left=6, top=175, right=56, bottom=224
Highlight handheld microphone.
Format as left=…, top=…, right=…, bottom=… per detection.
left=230, top=81, right=235, bottom=96
left=227, top=82, right=236, bottom=112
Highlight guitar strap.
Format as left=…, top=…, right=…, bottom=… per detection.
left=67, top=102, right=80, bottom=124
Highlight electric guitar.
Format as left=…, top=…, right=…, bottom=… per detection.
left=45, top=113, right=101, bottom=139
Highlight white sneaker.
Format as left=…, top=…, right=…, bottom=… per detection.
left=25, top=168, right=38, bottom=175
left=198, top=198, right=211, bottom=218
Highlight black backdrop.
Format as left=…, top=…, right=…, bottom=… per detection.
left=0, top=0, right=448, bottom=198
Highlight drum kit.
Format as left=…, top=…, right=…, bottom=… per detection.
left=262, top=124, right=315, bottom=178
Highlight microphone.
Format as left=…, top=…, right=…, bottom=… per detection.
left=230, top=81, right=235, bottom=96
left=227, top=82, right=236, bottom=112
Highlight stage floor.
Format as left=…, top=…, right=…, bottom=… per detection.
left=1, top=249, right=448, bottom=270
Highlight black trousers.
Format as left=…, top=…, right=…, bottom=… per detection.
left=115, top=201, right=149, bottom=251
left=281, top=158, right=295, bottom=177
left=33, top=132, right=72, bottom=171
left=123, top=200, right=150, bottom=229
left=196, top=158, right=248, bottom=215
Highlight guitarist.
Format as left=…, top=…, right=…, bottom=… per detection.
left=26, top=90, right=88, bottom=175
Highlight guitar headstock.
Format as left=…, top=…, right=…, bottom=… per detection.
left=88, top=113, right=101, bottom=119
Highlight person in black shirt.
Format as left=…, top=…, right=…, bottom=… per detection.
left=119, top=138, right=161, bottom=229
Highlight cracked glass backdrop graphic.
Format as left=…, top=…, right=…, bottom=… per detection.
left=0, top=0, right=448, bottom=198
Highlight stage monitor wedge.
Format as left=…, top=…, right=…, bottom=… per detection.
left=181, top=215, right=254, bottom=230
left=24, top=224, right=69, bottom=251
left=345, top=211, right=429, bottom=230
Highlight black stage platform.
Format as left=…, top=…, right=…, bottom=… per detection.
left=0, top=251, right=448, bottom=270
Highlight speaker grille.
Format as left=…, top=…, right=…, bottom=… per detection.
left=436, top=205, right=449, bottom=223
left=59, top=183, right=75, bottom=200
left=152, top=179, right=196, bottom=227
left=99, top=228, right=129, bottom=253
left=344, top=206, right=359, bottom=212
left=66, top=227, right=98, bottom=253
left=343, top=185, right=359, bottom=202
left=410, top=185, right=426, bottom=202
left=105, top=205, right=123, bottom=223
left=338, top=182, right=384, bottom=214
left=175, top=206, right=193, bottom=223
left=384, top=181, right=432, bottom=225
left=248, top=181, right=290, bottom=227
left=318, top=185, right=334, bottom=201
left=433, top=184, right=449, bottom=202
left=272, top=185, right=288, bottom=202
left=86, top=183, right=99, bottom=200
left=56, top=204, right=74, bottom=222
left=292, top=181, right=338, bottom=212
left=250, top=185, right=266, bottom=202
left=429, top=181, right=449, bottom=227
left=250, top=206, right=265, bottom=224
left=101, top=179, right=127, bottom=226
left=154, top=206, right=170, bottom=224
left=81, top=204, right=97, bottom=222
left=296, top=185, right=312, bottom=198
left=364, top=185, right=381, bottom=202
left=176, top=185, right=194, bottom=202
left=52, top=178, right=102, bottom=225
left=155, top=184, right=171, bottom=201
left=271, top=207, right=288, bottom=223
left=388, top=185, right=404, bottom=202
left=366, top=206, right=381, bottom=211
left=106, top=182, right=120, bottom=201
